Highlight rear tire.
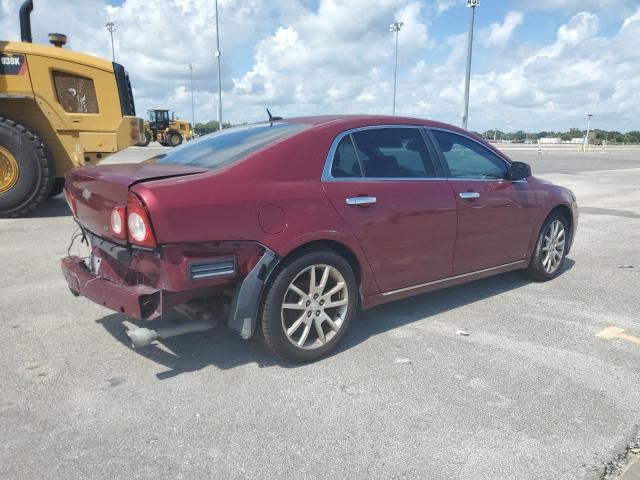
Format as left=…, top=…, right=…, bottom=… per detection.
left=260, top=248, right=359, bottom=363
left=0, top=117, right=54, bottom=218
left=523, top=212, right=569, bottom=281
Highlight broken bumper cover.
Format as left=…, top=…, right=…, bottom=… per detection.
left=61, top=256, right=160, bottom=320
left=61, top=243, right=280, bottom=338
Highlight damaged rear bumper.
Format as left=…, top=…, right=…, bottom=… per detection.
left=61, top=256, right=160, bottom=320
left=61, top=240, right=280, bottom=339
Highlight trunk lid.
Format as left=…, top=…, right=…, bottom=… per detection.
left=65, top=163, right=208, bottom=243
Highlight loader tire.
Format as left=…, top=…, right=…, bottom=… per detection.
left=0, top=117, right=54, bottom=218
left=49, top=178, right=65, bottom=198
left=137, top=132, right=151, bottom=147
left=166, top=131, right=183, bottom=147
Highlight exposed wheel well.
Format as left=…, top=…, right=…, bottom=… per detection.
left=283, top=240, right=361, bottom=285
left=550, top=204, right=572, bottom=231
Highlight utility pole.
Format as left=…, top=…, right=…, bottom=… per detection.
left=462, top=0, right=480, bottom=130
left=188, top=64, right=195, bottom=129
left=584, top=113, right=593, bottom=152
left=214, top=0, right=223, bottom=130
left=389, top=22, right=403, bottom=116
left=105, top=22, right=116, bottom=62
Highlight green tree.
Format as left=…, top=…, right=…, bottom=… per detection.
left=194, top=120, right=233, bottom=136
left=512, top=130, right=526, bottom=143
left=625, top=131, right=640, bottom=143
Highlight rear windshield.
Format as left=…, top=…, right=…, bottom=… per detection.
left=157, top=122, right=308, bottom=169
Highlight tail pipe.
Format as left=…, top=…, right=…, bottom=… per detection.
left=19, top=0, right=33, bottom=43
left=126, top=319, right=217, bottom=348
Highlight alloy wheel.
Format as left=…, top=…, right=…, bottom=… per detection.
left=281, top=264, right=349, bottom=350
left=541, top=219, right=566, bottom=274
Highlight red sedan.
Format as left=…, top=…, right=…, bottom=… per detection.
left=61, top=115, right=578, bottom=362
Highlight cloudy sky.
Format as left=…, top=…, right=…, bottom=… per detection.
left=1, top=0, right=639, bottom=132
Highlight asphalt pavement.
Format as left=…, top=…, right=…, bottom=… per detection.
left=1, top=145, right=639, bottom=479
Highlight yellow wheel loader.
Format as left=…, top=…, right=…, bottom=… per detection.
left=0, top=0, right=143, bottom=217
left=137, top=109, right=193, bottom=147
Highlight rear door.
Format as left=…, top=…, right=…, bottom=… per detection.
left=322, top=126, right=457, bottom=294
left=428, top=128, right=539, bottom=275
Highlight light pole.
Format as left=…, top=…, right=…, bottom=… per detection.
left=214, top=0, right=223, bottom=130
left=584, top=113, right=593, bottom=152
left=188, top=64, right=195, bottom=129
left=105, top=22, right=116, bottom=62
left=462, top=0, right=480, bottom=130
left=389, top=22, right=403, bottom=116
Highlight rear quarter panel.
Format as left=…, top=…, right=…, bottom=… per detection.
left=133, top=127, right=380, bottom=297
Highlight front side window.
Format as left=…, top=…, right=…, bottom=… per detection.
left=431, top=130, right=508, bottom=180
left=350, top=128, right=436, bottom=178
left=53, top=71, right=99, bottom=114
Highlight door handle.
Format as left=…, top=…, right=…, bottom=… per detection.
left=459, top=191, right=480, bottom=200
left=346, top=196, right=377, bottom=206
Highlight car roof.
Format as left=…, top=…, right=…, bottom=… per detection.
left=271, top=115, right=508, bottom=162
left=282, top=115, right=471, bottom=136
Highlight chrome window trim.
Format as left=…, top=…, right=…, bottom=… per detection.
left=447, top=177, right=528, bottom=184
left=382, top=259, right=528, bottom=297
left=321, top=125, right=438, bottom=182
left=321, top=124, right=528, bottom=184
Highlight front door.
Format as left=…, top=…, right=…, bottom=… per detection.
left=429, top=129, right=539, bottom=275
left=322, top=127, right=457, bottom=294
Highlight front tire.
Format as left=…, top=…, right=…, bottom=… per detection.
left=524, top=212, right=569, bottom=281
left=0, top=117, right=54, bottom=218
left=166, top=131, right=183, bottom=147
left=137, top=132, right=151, bottom=147
left=260, top=249, right=359, bottom=363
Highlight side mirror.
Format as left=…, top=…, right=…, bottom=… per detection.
left=510, top=161, right=531, bottom=181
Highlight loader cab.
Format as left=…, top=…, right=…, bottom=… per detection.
left=148, top=109, right=170, bottom=131
left=0, top=0, right=143, bottom=217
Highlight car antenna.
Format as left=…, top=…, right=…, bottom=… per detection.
left=266, top=108, right=283, bottom=124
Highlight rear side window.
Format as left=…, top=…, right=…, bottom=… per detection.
left=157, top=122, right=309, bottom=169
left=351, top=128, right=436, bottom=178
left=431, top=130, right=508, bottom=180
left=331, top=135, right=363, bottom=178
left=53, top=71, right=99, bottom=114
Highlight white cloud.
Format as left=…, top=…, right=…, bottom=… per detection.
left=556, top=11, right=599, bottom=45
left=1, top=1, right=639, bottom=132
left=435, top=0, right=457, bottom=16
left=395, top=2, right=432, bottom=49
left=518, top=0, right=636, bottom=17
left=232, top=0, right=431, bottom=118
left=482, top=11, right=524, bottom=48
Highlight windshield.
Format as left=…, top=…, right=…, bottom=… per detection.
left=156, top=122, right=308, bottom=169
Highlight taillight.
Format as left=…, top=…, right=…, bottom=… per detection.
left=126, top=192, right=156, bottom=247
left=110, top=206, right=126, bottom=239
left=63, top=187, right=77, bottom=216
